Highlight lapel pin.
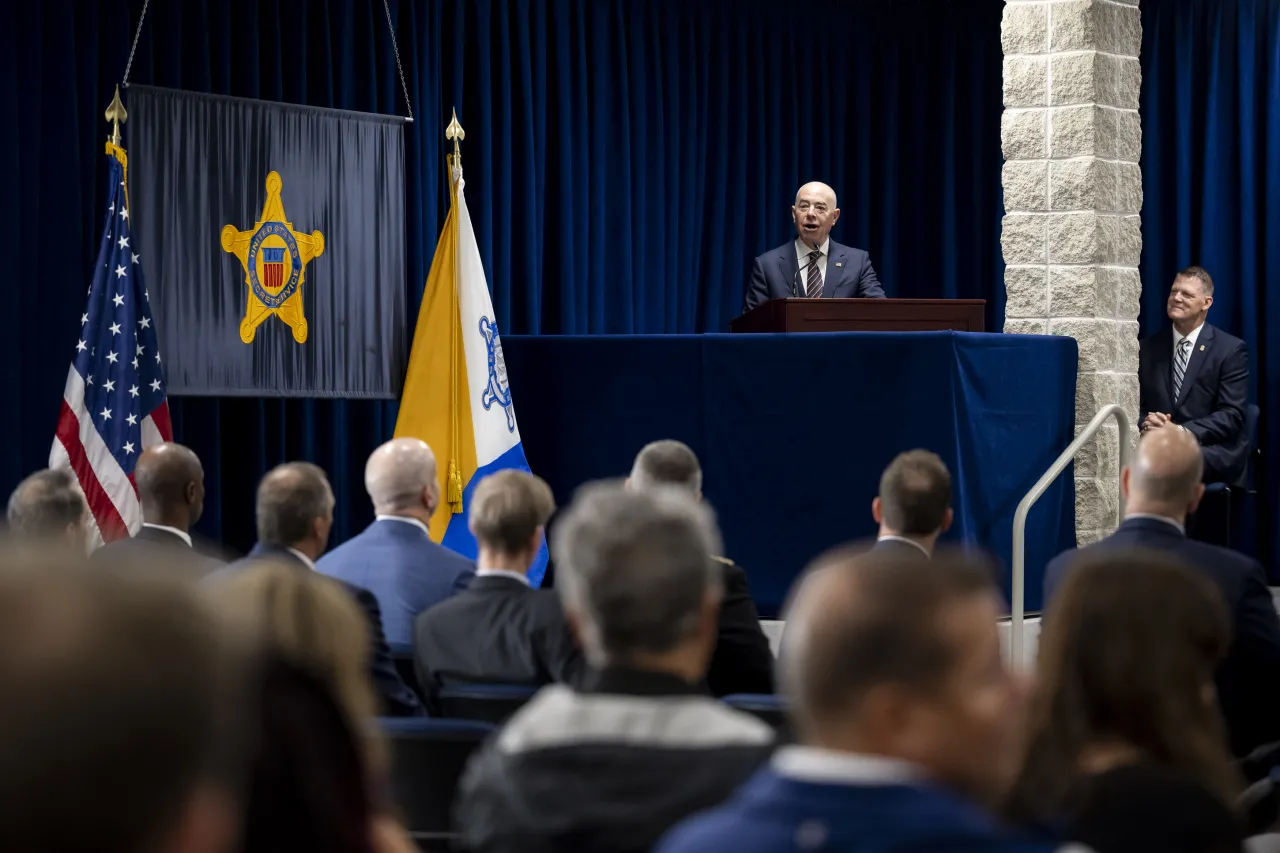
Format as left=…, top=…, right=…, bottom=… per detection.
left=835, top=262, right=843, bottom=268
left=1200, top=345, right=1205, bottom=351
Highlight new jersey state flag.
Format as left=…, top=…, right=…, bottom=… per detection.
left=395, top=166, right=547, bottom=586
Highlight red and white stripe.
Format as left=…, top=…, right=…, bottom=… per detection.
left=48, top=366, right=172, bottom=546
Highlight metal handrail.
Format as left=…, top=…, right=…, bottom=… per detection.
left=1010, top=404, right=1131, bottom=665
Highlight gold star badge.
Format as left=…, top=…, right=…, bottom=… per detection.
left=221, top=172, right=324, bottom=343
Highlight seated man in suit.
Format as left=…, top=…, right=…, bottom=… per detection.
left=214, top=462, right=423, bottom=717
left=743, top=181, right=884, bottom=312
left=457, top=482, right=774, bottom=853
left=1044, top=427, right=1280, bottom=756
left=318, top=438, right=474, bottom=647
left=658, top=549, right=1059, bottom=853
left=1139, top=265, right=1249, bottom=485
left=5, top=468, right=89, bottom=550
left=95, top=443, right=222, bottom=573
left=415, top=470, right=579, bottom=698
left=872, top=449, right=953, bottom=559
left=627, top=439, right=774, bottom=696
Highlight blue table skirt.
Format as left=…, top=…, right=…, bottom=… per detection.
left=503, top=331, right=1078, bottom=616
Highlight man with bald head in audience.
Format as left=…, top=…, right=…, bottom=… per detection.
left=96, top=443, right=221, bottom=570
left=658, top=549, right=1065, bottom=853
left=319, top=438, right=475, bottom=647
left=5, top=468, right=89, bottom=550
left=1045, top=427, right=1280, bottom=756
left=743, top=181, right=884, bottom=312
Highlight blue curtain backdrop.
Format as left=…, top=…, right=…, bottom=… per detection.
left=1140, top=0, right=1280, bottom=568
left=3, top=0, right=1007, bottom=554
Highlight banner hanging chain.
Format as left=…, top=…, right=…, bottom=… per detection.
left=382, top=0, right=414, bottom=122
left=121, top=0, right=151, bottom=88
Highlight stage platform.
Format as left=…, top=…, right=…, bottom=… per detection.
left=503, top=331, right=1079, bottom=616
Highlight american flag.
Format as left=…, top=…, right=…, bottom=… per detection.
left=50, top=144, right=172, bottom=545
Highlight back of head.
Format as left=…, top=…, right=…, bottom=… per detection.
left=878, top=450, right=951, bottom=535
left=780, top=548, right=1015, bottom=800
left=256, top=462, right=334, bottom=548
left=210, top=561, right=378, bottom=728
left=1126, top=428, right=1204, bottom=517
left=6, top=468, right=87, bottom=544
left=550, top=481, right=722, bottom=667
left=134, top=442, right=205, bottom=526
left=468, top=470, right=555, bottom=558
left=1007, top=549, right=1236, bottom=822
left=0, top=559, right=243, bottom=853
left=364, top=438, right=437, bottom=515
left=629, top=440, right=703, bottom=496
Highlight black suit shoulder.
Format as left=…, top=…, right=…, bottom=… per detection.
left=706, top=557, right=774, bottom=697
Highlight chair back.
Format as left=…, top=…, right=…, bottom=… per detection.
left=1247, top=402, right=1261, bottom=489
left=435, top=683, right=539, bottom=723
left=380, top=717, right=495, bottom=846
left=722, top=693, right=787, bottom=729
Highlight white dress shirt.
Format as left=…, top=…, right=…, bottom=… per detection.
left=794, top=237, right=830, bottom=296
left=1173, top=322, right=1204, bottom=376
left=142, top=522, right=192, bottom=547
left=287, top=547, right=318, bottom=572
left=475, top=568, right=531, bottom=587
left=875, top=535, right=931, bottom=558
left=375, top=514, right=432, bottom=537
left=773, top=745, right=921, bottom=786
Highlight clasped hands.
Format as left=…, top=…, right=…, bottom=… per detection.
left=1141, top=412, right=1174, bottom=433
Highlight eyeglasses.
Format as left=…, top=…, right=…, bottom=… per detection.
left=796, top=201, right=829, bottom=214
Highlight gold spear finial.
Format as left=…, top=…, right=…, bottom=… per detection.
left=105, top=85, right=127, bottom=147
left=445, top=108, right=465, bottom=175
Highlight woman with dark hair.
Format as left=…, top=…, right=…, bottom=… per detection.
left=1005, top=550, right=1245, bottom=853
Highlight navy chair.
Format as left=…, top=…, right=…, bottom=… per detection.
left=435, top=683, right=539, bottom=723
left=1194, top=403, right=1260, bottom=553
left=722, top=693, right=787, bottom=729
left=380, top=717, right=495, bottom=850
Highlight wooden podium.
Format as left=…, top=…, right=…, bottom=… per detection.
left=729, top=298, right=986, bottom=333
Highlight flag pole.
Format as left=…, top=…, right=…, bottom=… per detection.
left=443, top=109, right=466, bottom=513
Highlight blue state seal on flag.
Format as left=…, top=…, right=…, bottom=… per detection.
left=479, top=316, right=514, bottom=432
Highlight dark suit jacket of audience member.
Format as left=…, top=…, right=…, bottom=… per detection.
left=217, top=544, right=424, bottom=717
left=94, top=524, right=224, bottom=575
left=1139, top=323, right=1250, bottom=486
left=1044, top=516, right=1280, bottom=756
left=317, top=517, right=476, bottom=648
left=707, top=557, right=775, bottom=697
left=414, top=573, right=584, bottom=700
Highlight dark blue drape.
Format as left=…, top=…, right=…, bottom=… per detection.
left=4, top=0, right=1006, bottom=554
left=1140, top=0, right=1280, bottom=568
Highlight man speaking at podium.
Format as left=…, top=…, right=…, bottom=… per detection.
left=743, top=181, right=885, bottom=312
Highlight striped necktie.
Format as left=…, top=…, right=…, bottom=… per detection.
left=1173, top=338, right=1191, bottom=400
left=805, top=249, right=823, bottom=299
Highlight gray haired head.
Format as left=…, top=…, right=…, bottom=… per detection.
left=551, top=480, right=723, bottom=666
left=629, top=439, right=703, bottom=497
left=6, top=469, right=88, bottom=542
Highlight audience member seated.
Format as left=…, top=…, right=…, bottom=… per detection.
left=1006, top=550, right=1245, bottom=852
left=4, top=467, right=89, bottom=551
left=872, top=449, right=953, bottom=559
left=456, top=481, right=774, bottom=853
left=657, top=548, right=1063, bottom=853
left=319, top=438, right=475, bottom=647
left=415, top=470, right=580, bottom=697
left=213, top=462, right=422, bottom=717
left=211, top=562, right=416, bottom=853
left=0, top=559, right=245, bottom=853
left=96, top=442, right=223, bottom=573
left=1045, top=428, right=1280, bottom=756
left=627, top=439, right=774, bottom=696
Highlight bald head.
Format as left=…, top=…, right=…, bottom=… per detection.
left=134, top=443, right=205, bottom=530
left=364, top=438, right=439, bottom=518
left=792, top=182, right=841, bottom=248
left=1124, top=427, right=1205, bottom=520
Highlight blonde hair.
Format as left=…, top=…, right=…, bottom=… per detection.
left=210, top=561, right=384, bottom=771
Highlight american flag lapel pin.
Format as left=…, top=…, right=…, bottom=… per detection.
left=835, top=262, right=843, bottom=268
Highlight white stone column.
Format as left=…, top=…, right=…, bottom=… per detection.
left=1000, top=0, right=1142, bottom=544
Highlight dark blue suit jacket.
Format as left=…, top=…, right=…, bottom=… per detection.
left=743, top=239, right=884, bottom=312
left=1044, top=517, right=1280, bottom=756
left=316, top=518, right=475, bottom=648
left=1139, top=323, right=1249, bottom=485
left=215, top=543, right=424, bottom=717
